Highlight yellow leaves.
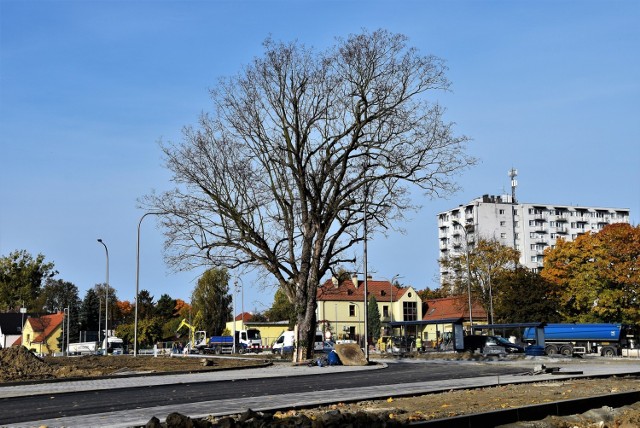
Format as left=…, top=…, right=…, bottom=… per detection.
left=440, top=403, right=451, bottom=408
left=386, top=397, right=394, bottom=403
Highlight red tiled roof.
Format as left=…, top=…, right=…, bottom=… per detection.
left=423, top=296, right=487, bottom=321
left=26, top=312, right=64, bottom=343
left=317, top=278, right=405, bottom=302
left=235, top=312, right=253, bottom=322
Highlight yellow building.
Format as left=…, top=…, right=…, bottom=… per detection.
left=316, top=276, right=423, bottom=346
left=18, top=312, right=64, bottom=356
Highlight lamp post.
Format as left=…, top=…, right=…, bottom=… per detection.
left=235, top=276, right=245, bottom=331
left=97, top=239, right=109, bottom=352
left=385, top=274, right=402, bottom=323
left=63, top=307, right=70, bottom=355
left=135, top=212, right=162, bottom=357
left=232, top=280, right=238, bottom=354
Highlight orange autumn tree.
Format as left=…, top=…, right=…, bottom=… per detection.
left=541, top=223, right=640, bottom=324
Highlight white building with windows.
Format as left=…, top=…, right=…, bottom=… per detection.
left=437, top=194, right=630, bottom=282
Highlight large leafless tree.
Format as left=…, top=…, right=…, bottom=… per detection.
left=144, top=29, right=475, bottom=359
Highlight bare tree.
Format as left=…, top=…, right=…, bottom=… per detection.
left=144, top=29, right=475, bottom=359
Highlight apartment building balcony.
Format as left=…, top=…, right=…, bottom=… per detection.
left=533, top=213, right=547, bottom=221
left=554, top=215, right=568, bottom=222
left=533, top=226, right=548, bottom=233
left=556, top=226, right=568, bottom=234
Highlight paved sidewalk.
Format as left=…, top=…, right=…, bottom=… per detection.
left=6, top=358, right=640, bottom=427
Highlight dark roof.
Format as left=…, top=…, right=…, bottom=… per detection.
left=0, top=313, right=37, bottom=335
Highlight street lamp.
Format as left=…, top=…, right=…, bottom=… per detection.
left=452, top=221, right=473, bottom=328
left=97, top=239, right=109, bottom=352
left=135, top=212, right=162, bottom=357
left=384, top=274, right=402, bottom=324
left=232, top=280, right=238, bottom=354
left=235, top=276, right=245, bottom=331
left=63, top=307, right=70, bottom=355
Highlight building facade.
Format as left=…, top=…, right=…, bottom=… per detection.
left=316, top=276, right=423, bottom=343
left=19, top=312, right=64, bottom=356
left=438, top=194, right=630, bottom=282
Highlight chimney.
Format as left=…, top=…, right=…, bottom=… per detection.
left=351, top=274, right=359, bottom=289
left=331, top=277, right=339, bottom=288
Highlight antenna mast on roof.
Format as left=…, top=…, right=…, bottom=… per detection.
left=509, top=168, right=518, bottom=203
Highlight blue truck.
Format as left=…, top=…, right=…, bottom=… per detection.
left=523, top=323, right=636, bottom=356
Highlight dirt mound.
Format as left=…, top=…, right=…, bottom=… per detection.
left=0, top=346, right=56, bottom=382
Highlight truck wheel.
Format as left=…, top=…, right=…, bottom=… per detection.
left=238, top=347, right=245, bottom=354
left=545, top=344, right=558, bottom=355
left=560, top=345, right=573, bottom=356
left=601, top=346, right=616, bottom=357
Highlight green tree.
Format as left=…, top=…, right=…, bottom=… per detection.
left=137, top=289, right=155, bottom=320
left=418, top=287, right=449, bottom=300
left=39, top=278, right=81, bottom=346
left=440, top=237, right=520, bottom=323
left=493, top=267, right=561, bottom=323
left=78, top=288, right=101, bottom=339
left=155, top=294, right=177, bottom=320
left=367, top=296, right=382, bottom=343
left=541, top=223, right=640, bottom=324
left=265, top=288, right=296, bottom=328
left=191, top=268, right=232, bottom=336
left=145, top=29, right=474, bottom=359
left=136, top=317, right=164, bottom=347
left=38, top=278, right=81, bottom=313
left=0, top=250, right=57, bottom=311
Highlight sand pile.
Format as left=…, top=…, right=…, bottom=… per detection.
left=0, top=346, right=56, bottom=382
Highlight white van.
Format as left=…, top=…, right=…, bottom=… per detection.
left=272, top=331, right=295, bottom=354
left=272, top=331, right=325, bottom=354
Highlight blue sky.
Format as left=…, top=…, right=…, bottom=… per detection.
left=1, top=0, right=638, bottom=314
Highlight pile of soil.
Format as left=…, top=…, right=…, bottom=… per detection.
left=0, top=346, right=56, bottom=382
left=0, top=347, right=269, bottom=383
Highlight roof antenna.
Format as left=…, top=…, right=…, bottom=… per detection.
left=508, top=168, right=518, bottom=203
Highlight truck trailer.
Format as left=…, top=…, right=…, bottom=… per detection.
left=523, top=323, right=635, bottom=356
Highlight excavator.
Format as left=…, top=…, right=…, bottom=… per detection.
left=176, top=319, right=208, bottom=353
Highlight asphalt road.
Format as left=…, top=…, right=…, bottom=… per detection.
left=0, top=361, right=526, bottom=425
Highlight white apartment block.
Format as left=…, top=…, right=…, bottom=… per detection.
left=437, top=194, right=631, bottom=282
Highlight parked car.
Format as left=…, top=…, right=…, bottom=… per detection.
left=320, top=340, right=335, bottom=353
left=486, top=336, right=524, bottom=354
left=462, top=335, right=524, bottom=354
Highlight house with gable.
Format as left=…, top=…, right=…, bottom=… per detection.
left=0, top=312, right=35, bottom=349
left=19, top=312, right=64, bottom=356
left=316, top=275, right=423, bottom=344
left=420, top=296, right=487, bottom=348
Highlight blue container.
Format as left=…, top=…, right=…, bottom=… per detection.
left=327, top=350, right=341, bottom=366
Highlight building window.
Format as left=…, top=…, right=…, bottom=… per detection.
left=501, top=233, right=507, bottom=239
left=500, top=221, right=506, bottom=226
left=383, top=306, right=389, bottom=317
left=403, top=302, right=417, bottom=321
left=349, top=305, right=356, bottom=317
left=499, top=209, right=505, bottom=215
